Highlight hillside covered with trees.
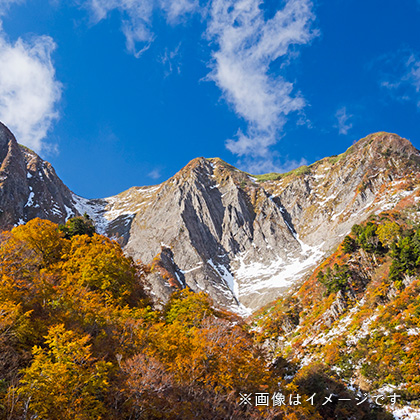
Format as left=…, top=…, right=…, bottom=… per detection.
left=0, top=218, right=399, bottom=419
left=253, top=207, right=420, bottom=419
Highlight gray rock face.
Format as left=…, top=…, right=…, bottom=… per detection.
left=1, top=123, right=419, bottom=314
left=122, top=158, right=301, bottom=313
left=264, top=132, right=420, bottom=252
left=0, top=123, right=79, bottom=228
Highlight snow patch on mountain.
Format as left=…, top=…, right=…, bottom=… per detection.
left=234, top=239, right=324, bottom=297
left=24, top=191, right=35, bottom=208
left=392, top=406, right=420, bottom=420
left=71, top=186, right=162, bottom=235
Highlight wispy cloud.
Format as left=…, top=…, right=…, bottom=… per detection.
left=148, top=168, right=162, bottom=179
left=0, top=0, right=24, bottom=15
left=378, top=49, right=420, bottom=108
left=160, top=0, right=200, bottom=24
left=0, top=33, right=62, bottom=152
left=407, top=55, right=420, bottom=94
left=206, top=0, right=316, bottom=166
left=335, top=106, right=352, bottom=135
left=79, top=0, right=317, bottom=172
left=83, top=0, right=155, bottom=57
left=82, top=0, right=199, bottom=57
left=159, top=43, right=182, bottom=76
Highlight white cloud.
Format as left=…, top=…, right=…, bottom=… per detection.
left=335, top=106, right=352, bottom=135
left=0, top=33, right=62, bottom=152
left=148, top=168, right=162, bottom=179
left=405, top=54, right=420, bottom=96
left=160, top=43, right=182, bottom=76
left=206, top=0, right=316, bottom=159
left=160, top=0, right=200, bottom=24
left=82, top=0, right=199, bottom=57
left=79, top=0, right=317, bottom=171
left=84, top=0, right=155, bottom=57
left=379, top=50, right=420, bottom=108
left=0, top=0, right=24, bottom=15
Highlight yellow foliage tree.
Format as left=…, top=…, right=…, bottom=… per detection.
left=12, top=218, right=68, bottom=267
left=150, top=291, right=272, bottom=394
left=59, top=234, right=138, bottom=304
left=15, top=324, right=111, bottom=420
left=377, top=221, right=401, bottom=248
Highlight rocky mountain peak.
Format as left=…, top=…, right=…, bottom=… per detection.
left=170, top=156, right=250, bottom=188
left=0, top=123, right=79, bottom=229
left=333, top=132, right=420, bottom=177
left=0, top=122, right=26, bottom=175
left=351, top=131, right=419, bottom=157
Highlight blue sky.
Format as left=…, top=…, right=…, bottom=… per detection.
left=0, top=0, right=420, bottom=198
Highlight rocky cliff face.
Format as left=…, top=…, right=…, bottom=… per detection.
left=263, top=132, right=420, bottom=250
left=72, top=158, right=305, bottom=313
left=1, top=123, right=419, bottom=314
left=0, top=123, right=79, bottom=228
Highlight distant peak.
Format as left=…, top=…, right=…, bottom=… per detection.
left=206, top=157, right=239, bottom=171
left=179, top=157, right=240, bottom=176
left=351, top=132, right=417, bottom=155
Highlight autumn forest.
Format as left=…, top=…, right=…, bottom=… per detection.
left=2, top=213, right=416, bottom=419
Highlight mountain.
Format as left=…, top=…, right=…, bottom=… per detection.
left=1, top=122, right=419, bottom=314
left=75, top=132, right=420, bottom=313
left=0, top=122, right=79, bottom=228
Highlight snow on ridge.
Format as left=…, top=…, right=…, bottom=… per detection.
left=312, top=173, right=325, bottom=181
left=71, top=194, right=109, bottom=234
left=407, top=328, right=420, bottom=336
left=392, top=406, right=420, bottom=420
left=207, top=259, right=235, bottom=295
left=64, top=204, right=75, bottom=221
left=51, top=202, right=62, bottom=216
left=317, top=193, right=338, bottom=206
left=71, top=186, right=159, bottom=235
left=180, top=262, right=203, bottom=274
left=206, top=259, right=251, bottom=316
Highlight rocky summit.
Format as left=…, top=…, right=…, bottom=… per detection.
left=0, top=122, right=78, bottom=229
left=1, top=122, right=419, bottom=313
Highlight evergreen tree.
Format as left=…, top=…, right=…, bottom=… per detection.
left=59, top=213, right=95, bottom=238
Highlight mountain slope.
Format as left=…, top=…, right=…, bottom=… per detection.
left=252, top=209, right=420, bottom=419
left=262, top=132, right=420, bottom=250
left=73, top=157, right=305, bottom=313
left=0, top=122, right=79, bottom=228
